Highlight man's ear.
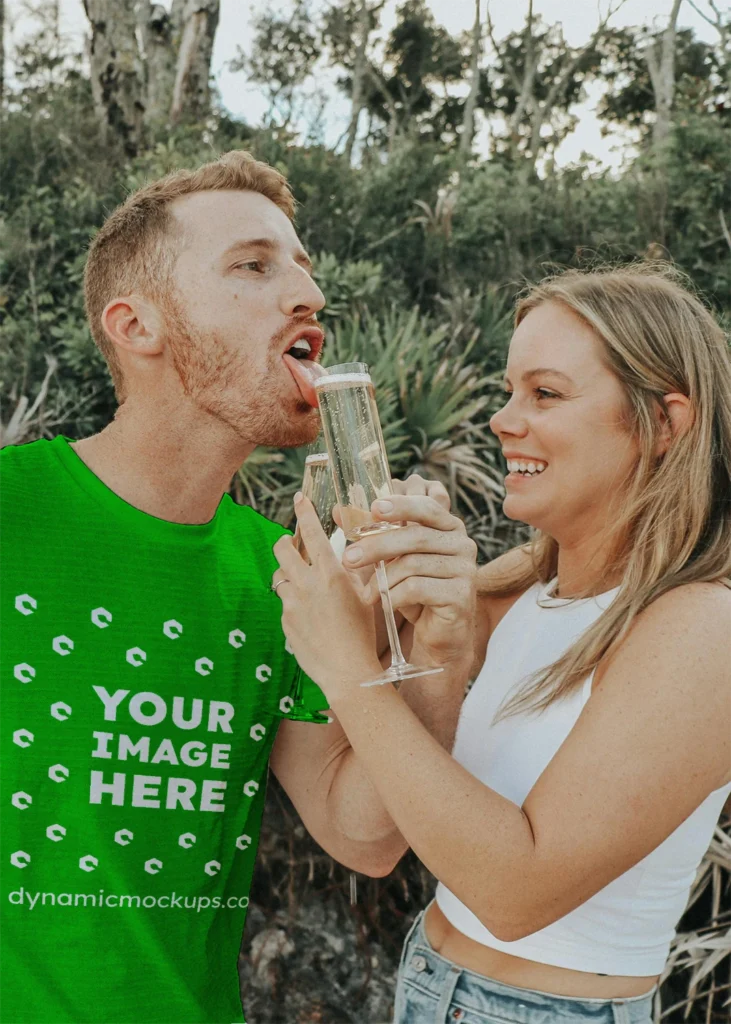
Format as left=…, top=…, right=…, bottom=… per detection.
left=656, top=392, right=694, bottom=457
left=101, top=295, right=164, bottom=360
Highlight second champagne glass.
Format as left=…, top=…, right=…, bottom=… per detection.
left=286, top=452, right=341, bottom=724
left=313, top=362, right=443, bottom=688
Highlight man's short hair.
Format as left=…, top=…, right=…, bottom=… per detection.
left=84, top=150, right=295, bottom=401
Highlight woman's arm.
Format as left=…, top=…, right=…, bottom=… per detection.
left=275, top=507, right=731, bottom=940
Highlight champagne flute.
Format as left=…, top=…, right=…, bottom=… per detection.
left=286, top=452, right=341, bottom=724
left=313, top=362, right=443, bottom=687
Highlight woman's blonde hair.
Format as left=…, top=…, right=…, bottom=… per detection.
left=487, top=263, right=731, bottom=719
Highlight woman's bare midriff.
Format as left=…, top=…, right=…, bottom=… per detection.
left=424, top=901, right=658, bottom=999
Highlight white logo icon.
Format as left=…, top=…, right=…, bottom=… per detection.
left=50, top=702, right=72, bottom=721
left=11, top=791, right=32, bottom=810
left=228, top=629, right=246, bottom=648
left=163, top=619, right=183, bottom=639
left=114, top=829, right=134, bottom=846
left=204, top=860, right=221, bottom=876
left=279, top=696, right=294, bottom=714
left=12, top=729, right=34, bottom=748
left=285, top=637, right=294, bottom=655
left=46, top=824, right=66, bottom=842
left=249, top=723, right=266, bottom=742
left=10, top=850, right=30, bottom=869
left=14, top=663, right=36, bottom=684
left=79, top=855, right=98, bottom=872
left=235, top=834, right=252, bottom=850
left=255, top=664, right=272, bottom=683
left=91, top=607, right=112, bottom=628
left=126, top=647, right=147, bottom=667
left=243, top=780, right=259, bottom=797
left=48, top=764, right=69, bottom=783
left=52, top=635, right=74, bottom=656
left=178, top=833, right=197, bottom=849
left=144, top=858, right=163, bottom=875
left=195, top=657, right=214, bottom=676
left=15, top=594, right=37, bottom=615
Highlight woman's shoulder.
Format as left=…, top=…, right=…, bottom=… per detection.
left=471, top=546, right=537, bottom=677
left=640, top=579, right=731, bottom=628
left=597, top=580, right=730, bottom=700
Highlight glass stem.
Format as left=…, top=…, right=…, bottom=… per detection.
left=375, top=560, right=406, bottom=668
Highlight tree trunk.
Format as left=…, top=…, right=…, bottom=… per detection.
left=83, top=0, right=145, bottom=157
left=83, top=0, right=220, bottom=145
left=645, top=0, right=683, bottom=149
left=1, top=0, right=5, bottom=108
left=507, top=0, right=537, bottom=161
left=170, top=0, right=221, bottom=124
left=459, top=0, right=482, bottom=160
left=138, top=2, right=180, bottom=127
left=344, top=0, right=371, bottom=165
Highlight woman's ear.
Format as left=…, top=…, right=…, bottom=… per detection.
left=656, top=393, right=694, bottom=457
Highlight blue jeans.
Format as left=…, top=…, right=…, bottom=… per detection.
left=393, top=908, right=655, bottom=1024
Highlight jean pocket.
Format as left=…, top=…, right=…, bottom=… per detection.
left=393, top=975, right=437, bottom=1024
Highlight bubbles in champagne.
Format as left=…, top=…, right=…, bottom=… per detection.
left=316, top=376, right=399, bottom=541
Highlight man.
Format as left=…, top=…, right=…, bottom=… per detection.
left=1, top=151, right=472, bottom=1024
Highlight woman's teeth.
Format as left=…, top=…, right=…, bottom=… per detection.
left=507, top=460, right=547, bottom=476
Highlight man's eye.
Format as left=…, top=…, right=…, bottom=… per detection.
left=236, top=260, right=263, bottom=272
left=535, top=388, right=559, bottom=400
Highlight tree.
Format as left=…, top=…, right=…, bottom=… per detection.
left=230, top=1, right=317, bottom=131
left=322, top=0, right=386, bottom=164
left=485, top=0, right=628, bottom=171
left=83, top=0, right=145, bottom=156
left=644, top=0, right=683, bottom=148
left=598, top=24, right=727, bottom=138
left=687, top=0, right=731, bottom=93
left=1, top=0, right=5, bottom=107
left=82, top=0, right=220, bottom=155
left=346, top=0, right=470, bottom=153
left=459, top=0, right=483, bottom=159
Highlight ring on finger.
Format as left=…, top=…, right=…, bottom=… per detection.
left=271, top=578, right=290, bottom=594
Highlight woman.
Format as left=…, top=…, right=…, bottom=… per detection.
left=273, top=266, right=731, bottom=1024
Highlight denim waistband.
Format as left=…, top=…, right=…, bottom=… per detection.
left=399, top=907, right=656, bottom=1024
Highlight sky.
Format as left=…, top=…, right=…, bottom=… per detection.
left=4, top=0, right=723, bottom=169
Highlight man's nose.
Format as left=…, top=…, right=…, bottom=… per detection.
left=283, top=267, right=326, bottom=319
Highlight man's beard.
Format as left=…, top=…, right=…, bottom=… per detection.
left=163, top=301, right=320, bottom=449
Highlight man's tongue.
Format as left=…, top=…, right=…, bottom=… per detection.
left=282, top=352, right=320, bottom=408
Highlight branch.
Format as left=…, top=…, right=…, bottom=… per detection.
left=541, top=0, right=629, bottom=115
left=685, top=0, right=722, bottom=31
left=485, top=1, right=521, bottom=94
left=719, top=209, right=731, bottom=254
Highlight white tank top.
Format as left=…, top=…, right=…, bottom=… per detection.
left=435, top=578, right=731, bottom=976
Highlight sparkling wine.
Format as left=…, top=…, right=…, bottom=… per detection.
left=294, top=452, right=337, bottom=563
left=315, top=374, right=399, bottom=542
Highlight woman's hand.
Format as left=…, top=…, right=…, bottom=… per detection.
left=342, top=484, right=478, bottom=670
left=272, top=497, right=383, bottom=700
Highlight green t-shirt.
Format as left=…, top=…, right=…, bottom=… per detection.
left=0, top=436, right=328, bottom=1024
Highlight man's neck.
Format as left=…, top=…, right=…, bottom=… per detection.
left=71, top=400, right=254, bottom=525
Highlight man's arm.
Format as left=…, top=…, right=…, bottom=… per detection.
left=271, top=478, right=475, bottom=876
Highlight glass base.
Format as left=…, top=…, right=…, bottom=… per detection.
left=285, top=707, right=333, bottom=724
left=361, top=662, right=444, bottom=688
